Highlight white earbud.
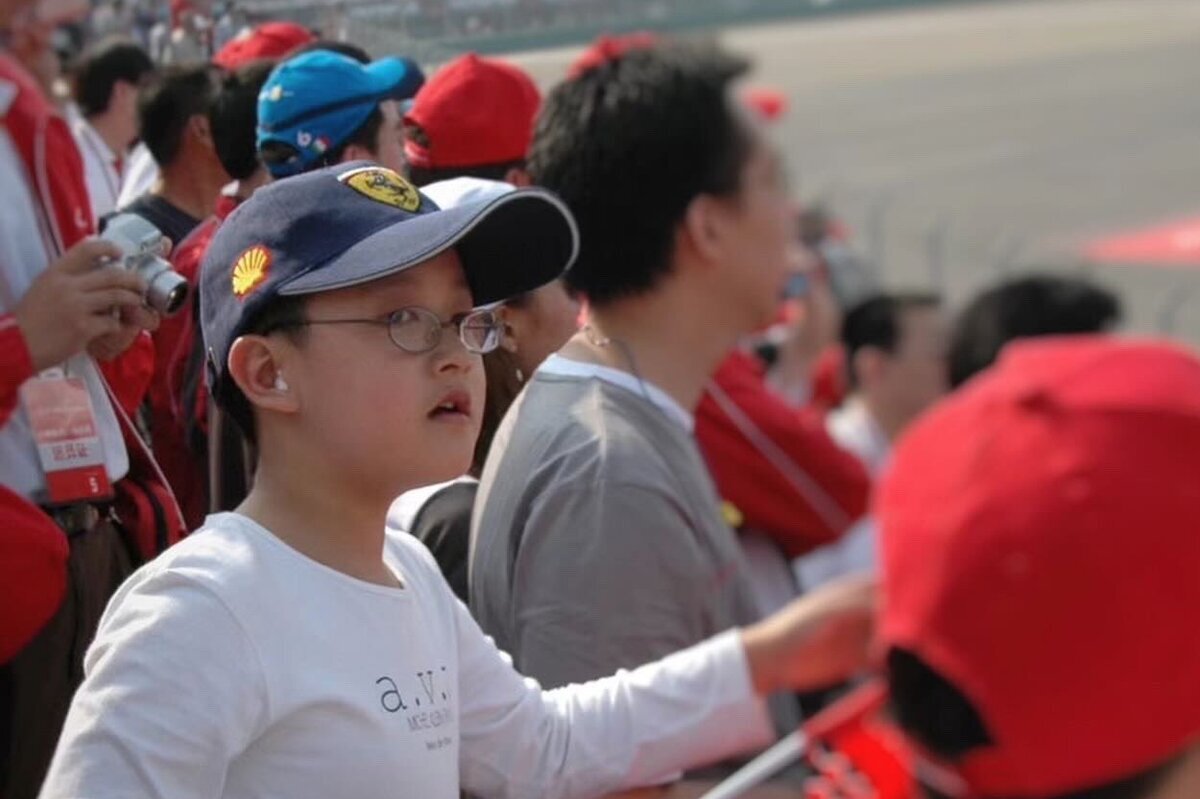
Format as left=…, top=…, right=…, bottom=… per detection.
left=274, top=375, right=289, bottom=392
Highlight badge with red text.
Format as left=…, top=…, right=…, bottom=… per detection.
left=20, top=374, right=113, bottom=504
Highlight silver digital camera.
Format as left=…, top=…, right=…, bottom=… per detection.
left=101, top=213, right=190, bottom=316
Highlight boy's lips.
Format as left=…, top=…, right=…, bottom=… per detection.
left=429, top=389, right=473, bottom=421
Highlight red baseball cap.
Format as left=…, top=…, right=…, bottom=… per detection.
left=567, top=31, right=660, bottom=78
left=878, top=336, right=1200, bottom=796
left=742, top=86, right=788, bottom=122
left=212, top=21, right=316, bottom=72
left=404, top=53, right=540, bottom=171
left=0, top=485, right=68, bottom=663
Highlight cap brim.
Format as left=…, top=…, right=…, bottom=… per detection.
left=365, top=56, right=422, bottom=101
left=278, top=188, right=579, bottom=306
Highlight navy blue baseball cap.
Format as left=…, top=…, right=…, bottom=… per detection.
left=258, top=50, right=425, bottom=177
left=200, top=161, right=578, bottom=404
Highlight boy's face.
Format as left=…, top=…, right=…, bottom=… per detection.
left=281, top=251, right=486, bottom=502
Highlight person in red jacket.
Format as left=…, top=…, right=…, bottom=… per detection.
left=696, top=257, right=871, bottom=620
left=0, top=3, right=184, bottom=794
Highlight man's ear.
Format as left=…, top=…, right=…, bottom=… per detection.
left=227, top=335, right=301, bottom=420
left=679, top=194, right=728, bottom=268
left=191, top=113, right=214, bottom=148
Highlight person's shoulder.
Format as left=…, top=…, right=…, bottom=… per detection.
left=170, top=216, right=220, bottom=278
left=385, top=529, right=439, bottom=572
left=93, top=515, right=274, bottom=647
left=524, top=370, right=674, bottom=452
left=387, top=478, right=473, bottom=533
left=128, top=513, right=274, bottom=602
left=486, top=373, right=682, bottom=500
left=384, top=527, right=462, bottom=608
left=117, top=194, right=153, bottom=218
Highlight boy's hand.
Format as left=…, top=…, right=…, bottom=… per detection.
left=741, top=576, right=876, bottom=695
left=14, top=238, right=148, bottom=371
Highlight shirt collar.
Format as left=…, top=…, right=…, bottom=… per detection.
left=74, top=117, right=119, bottom=167
left=538, top=353, right=695, bottom=432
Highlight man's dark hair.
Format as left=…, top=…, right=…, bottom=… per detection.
left=219, top=295, right=308, bottom=443
left=948, top=274, right=1120, bottom=388
left=527, top=42, right=752, bottom=306
left=137, top=64, right=222, bottom=167
left=209, top=59, right=276, bottom=181
left=841, top=293, right=941, bottom=388
left=256, top=40, right=384, bottom=175
left=71, top=38, right=154, bottom=117
left=887, top=648, right=1178, bottom=799
left=292, top=39, right=370, bottom=63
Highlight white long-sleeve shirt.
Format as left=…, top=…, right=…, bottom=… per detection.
left=40, top=512, right=773, bottom=799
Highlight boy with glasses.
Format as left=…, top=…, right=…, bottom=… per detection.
left=39, top=161, right=874, bottom=798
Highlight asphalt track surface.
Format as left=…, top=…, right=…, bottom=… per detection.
left=505, top=0, right=1200, bottom=341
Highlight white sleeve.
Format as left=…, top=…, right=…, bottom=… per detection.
left=456, top=598, right=774, bottom=799
left=39, top=570, right=269, bottom=799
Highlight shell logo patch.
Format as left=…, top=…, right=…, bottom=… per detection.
left=339, top=166, right=422, bottom=212
left=232, top=245, right=272, bottom=300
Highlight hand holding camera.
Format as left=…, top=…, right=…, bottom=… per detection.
left=14, top=216, right=188, bottom=370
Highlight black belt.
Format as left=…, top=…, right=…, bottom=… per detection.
left=41, top=502, right=114, bottom=537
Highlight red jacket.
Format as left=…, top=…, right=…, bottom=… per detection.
left=0, top=319, right=69, bottom=662
left=696, top=350, right=870, bottom=558
left=0, top=54, right=184, bottom=561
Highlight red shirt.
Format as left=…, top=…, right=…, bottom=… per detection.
left=696, top=350, right=870, bottom=558
left=147, top=194, right=240, bottom=528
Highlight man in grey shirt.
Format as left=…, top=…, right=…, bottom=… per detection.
left=470, top=41, right=803, bottom=732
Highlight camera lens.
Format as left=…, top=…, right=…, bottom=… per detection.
left=145, top=268, right=191, bottom=316
left=162, top=282, right=189, bottom=315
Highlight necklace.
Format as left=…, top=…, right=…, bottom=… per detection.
left=578, top=324, right=658, bottom=412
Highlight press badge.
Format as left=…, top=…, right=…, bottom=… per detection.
left=19, top=370, right=113, bottom=504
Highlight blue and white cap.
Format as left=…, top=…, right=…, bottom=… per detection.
left=257, top=50, right=425, bottom=177
left=200, top=161, right=578, bottom=403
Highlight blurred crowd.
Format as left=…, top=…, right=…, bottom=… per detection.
left=1, top=1, right=1197, bottom=799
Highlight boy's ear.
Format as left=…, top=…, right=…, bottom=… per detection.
left=228, top=335, right=301, bottom=420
